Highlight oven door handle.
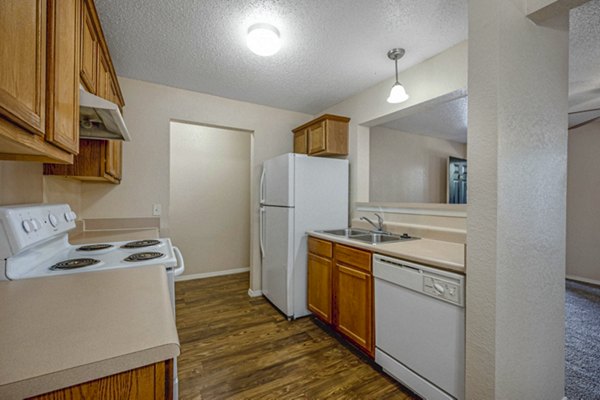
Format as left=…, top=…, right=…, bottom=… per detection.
left=172, top=246, right=185, bottom=276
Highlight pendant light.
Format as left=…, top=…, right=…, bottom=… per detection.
left=386, top=48, right=409, bottom=104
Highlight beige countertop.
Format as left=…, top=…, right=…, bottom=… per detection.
left=309, top=231, right=465, bottom=274
left=0, top=265, right=180, bottom=399
left=69, top=228, right=160, bottom=244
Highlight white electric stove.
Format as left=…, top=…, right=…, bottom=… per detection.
left=0, top=203, right=184, bottom=399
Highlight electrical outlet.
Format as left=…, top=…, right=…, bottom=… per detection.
left=152, top=204, right=162, bottom=216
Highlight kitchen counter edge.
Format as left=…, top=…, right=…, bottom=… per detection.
left=308, top=231, right=465, bottom=274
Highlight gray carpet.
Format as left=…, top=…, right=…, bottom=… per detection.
left=566, top=280, right=600, bottom=400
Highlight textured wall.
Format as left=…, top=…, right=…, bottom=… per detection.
left=567, top=120, right=600, bottom=284
left=467, top=1, right=568, bottom=399
left=0, top=161, right=43, bottom=206
left=80, top=77, right=310, bottom=291
left=169, top=122, right=251, bottom=277
left=369, top=126, right=466, bottom=203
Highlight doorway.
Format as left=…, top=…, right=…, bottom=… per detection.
left=169, top=121, right=252, bottom=279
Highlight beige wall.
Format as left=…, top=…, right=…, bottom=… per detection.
left=0, top=161, right=43, bottom=205
left=369, top=126, right=466, bottom=203
left=79, top=78, right=310, bottom=291
left=169, top=122, right=251, bottom=277
left=318, top=41, right=468, bottom=205
left=567, top=120, right=600, bottom=284
left=43, top=177, right=82, bottom=216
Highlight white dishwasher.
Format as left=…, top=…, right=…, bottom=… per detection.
left=374, top=254, right=465, bottom=400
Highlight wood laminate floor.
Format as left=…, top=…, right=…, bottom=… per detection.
left=175, top=272, right=419, bottom=400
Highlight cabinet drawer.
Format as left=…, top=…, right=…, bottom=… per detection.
left=308, top=237, right=333, bottom=259
left=335, top=244, right=371, bottom=272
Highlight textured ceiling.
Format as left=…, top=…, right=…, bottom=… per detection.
left=94, top=0, right=467, bottom=114
left=94, top=0, right=600, bottom=115
left=379, top=96, right=468, bottom=143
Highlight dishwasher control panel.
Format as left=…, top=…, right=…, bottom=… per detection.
left=373, top=254, right=465, bottom=307
left=423, top=275, right=462, bottom=305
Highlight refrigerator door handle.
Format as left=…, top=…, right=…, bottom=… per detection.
left=259, top=207, right=265, bottom=259
left=259, top=167, right=266, bottom=204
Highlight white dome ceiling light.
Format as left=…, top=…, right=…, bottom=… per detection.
left=247, top=23, right=281, bottom=56
left=386, top=48, right=409, bottom=104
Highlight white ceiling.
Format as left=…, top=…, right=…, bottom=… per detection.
left=95, top=0, right=600, bottom=115
left=379, top=96, right=468, bottom=143
left=94, top=0, right=467, bottom=114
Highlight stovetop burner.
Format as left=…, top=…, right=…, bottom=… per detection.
left=76, top=244, right=114, bottom=251
left=124, top=252, right=164, bottom=262
left=50, top=258, right=101, bottom=270
left=121, top=239, right=161, bottom=249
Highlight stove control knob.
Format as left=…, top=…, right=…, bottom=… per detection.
left=48, top=214, right=58, bottom=227
left=64, top=212, right=70, bottom=222
left=22, top=220, right=33, bottom=234
left=69, top=211, right=77, bottom=221
left=31, top=219, right=41, bottom=231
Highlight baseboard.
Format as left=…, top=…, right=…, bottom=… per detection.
left=175, top=267, right=249, bottom=282
left=247, top=288, right=263, bottom=297
left=566, top=275, right=600, bottom=287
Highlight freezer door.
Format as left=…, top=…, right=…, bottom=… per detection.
left=261, top=206, right=294, bottom=316
left=263, top=153, right=294, bottom=207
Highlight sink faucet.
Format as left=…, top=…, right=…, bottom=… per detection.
left=360, top=213, right=385, bottom=233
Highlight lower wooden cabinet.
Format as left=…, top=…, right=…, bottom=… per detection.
left=28, top=359, right=173, bottom=400
left=335, top=262, right=373, bottom=354
left=307, top=237, right=374, bottom=357
left=307, top=253, right=333, bottom=323
left=43, top=139, right=122, bottom=183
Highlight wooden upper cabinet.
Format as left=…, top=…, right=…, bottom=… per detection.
left=105, top=140, right=122, bottom=181
left=308, top=122, right=326, bottom=154
left=0, top=0, right=47, bottom=136
left=80, top=0, right=98, bottom=93
left=293, top=129, right=308, bottom=154
left=292, top=114, right=350, bottom=157
left=45, top=0, right=80, bottom=154
left=97, top=51, right=110, bottom=99
left=44, top=139, right=120, bottom=183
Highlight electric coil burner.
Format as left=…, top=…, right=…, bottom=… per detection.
left=124, top=252, right=164, bottom=262
left=0, top=204, right=185, bottom=400
left=50, top=258, right=101, bottom=270
left=121, top=239, right=161, bottom=249
left=76, top=244, right=114, bottom=251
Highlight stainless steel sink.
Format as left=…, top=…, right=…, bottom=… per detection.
left=351, top=233, right=408, bottom=244
left=318, top=228, right=419, bottom=244
left=319, top=228, right=370, bottom=237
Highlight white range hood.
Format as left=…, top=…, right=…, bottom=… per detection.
left=79, top=88, right=131, bottom=141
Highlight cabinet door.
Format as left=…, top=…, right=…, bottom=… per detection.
left=80, top=1, right=98, bottom=93
left=97, top=51, right=110, bottom=99
left=105, top=139, right=120, bottom=180
left=45, top=0, right=80, bottom=154
left=294, top=129, right=307, bottom=154
left=0, top=0, right=46, bottom=135
left=307, top=122, right=326, bottom=154
left=335, top=263, right=373, bottom=355
left=308, top=253, right=332, bottom=323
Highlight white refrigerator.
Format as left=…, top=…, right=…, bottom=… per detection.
left=259, top=153, right=349, bottom=319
